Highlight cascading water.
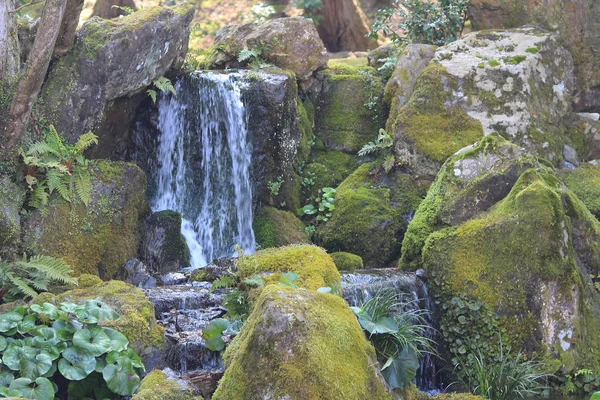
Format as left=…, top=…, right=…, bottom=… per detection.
left=152, top=72, right=256, bottom=268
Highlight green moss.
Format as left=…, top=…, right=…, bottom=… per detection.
left=330, top=252, right=364, bottom=271
left=489, top=59, right=501, bottom=67
left=301, top=149, right=359, bottom=203
left=253, top=207, right=309, bottom=250
left=562, top=164, right=600, bottom=220
left=213, top=285, right=391, bottom=400
left=525, top=47, right=539, bottom=54
left=328, top=58, right=369, bottom=69
left=433, top=393, right=485, bottom=400
left=239, top=245, right=340, bottom=291
left=297, top=100, right=314, bottom=166
left=132, top=370, right=197, bottom=400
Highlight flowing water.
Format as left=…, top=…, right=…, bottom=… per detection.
left=152, top=72, right=256, bottom=269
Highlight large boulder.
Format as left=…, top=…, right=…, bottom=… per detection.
left=132, top=370, right=200, bottom=400
left=466, top=0, right=600, bottom=112
left=23, top=160, right=149, bottom=280
left=253, top=206, right=309, bottom=250
left=40, top=5, right=194, bottom=144
left=0, top=176, right=25, bottom=257
left=316, top=163, right=425, bottom=268
left=387, top=28, right=590, bottom=180
left=209, top=17, right=328, bottom=80
left=401, top=135, right=600, bottom=373
left=213, top=285, right=392, bottom=400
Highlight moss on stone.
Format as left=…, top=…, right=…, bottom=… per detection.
left=213, top=285, right=392, bottom=400
left=316, top=163, right=425, bottom=268
left=330, top=252, right=364, bottom=271
left=297, top=100, right=314, bottom=166
left=253, top=206, right=309, bottom=250
left=328, top=57, right=369, bottom=69
left=238, top=244, right=340, bottom=291
left=132, top=370, right=198, bottom=400
left=562, top=163, right=600, bottom=220
left=301, top=149, right=359, bottom=204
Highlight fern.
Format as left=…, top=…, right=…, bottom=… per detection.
left=75, top=167, right=92, bottom=206
left=238, top=48, right=261, bottom=63
left=147, top=76, right=176, bottom=104
left=147, top=89, right=157, bottom=104
left=73, top=132, right=99, bottom=155
left=16, top=255, right=77, bottom=285
left=358, top=129, right=396, bottom=173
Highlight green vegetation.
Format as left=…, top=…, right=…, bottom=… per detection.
left=298, top=187, right=336, bottom=223
left=330, top=252, right=364, bottom=271
left=22, top=126, right=98, bottom=208
left=0, top=255, right=76, bottom=303
left=562, top=163, right=600, bottom=220
left=359, top=128, right=396, bottom=173
left=369, top=0, right=468, bottom=46
left=132, top=370, right=197, bottom=400
left=249, top=3, right=275, bottom=22
left=293, top=0, right=323, bottom=23
left=253, top=207, right=308, bottom=250
left=0, top=301, right=144, bottom=399
left=147, top=76, right=177, bottom=104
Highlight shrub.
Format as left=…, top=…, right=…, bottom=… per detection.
left=0, top=301, right=145, bottom=399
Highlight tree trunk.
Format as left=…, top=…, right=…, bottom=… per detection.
left=317, top=0, right=379, bottom=52
left=92, top=0, right=137, bottom=19
left=1, top=0, right=21, bottom=131
left=2, top=0, right=68, bottom=158
left=53, top=0, right=85, bottom=57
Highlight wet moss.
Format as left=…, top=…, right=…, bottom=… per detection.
left=253, top=207, right=309, bottom=250
left=213, top=285, right=392, bottom=400
left=330, top=252, right=364, bottom=271
left=562, top=163, right=600, bottom=220
left=301, top=149, right=359, bottom=204
left=238, top=244, right=340, bottom=291
left=132, top=370, right=198, bottom=400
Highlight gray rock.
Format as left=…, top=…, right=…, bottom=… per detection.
left=160, top=272, right=187, bottom=286
left=140, top=210, right=190, bottom=276
left=0, top=177, right=24, bottom=257
left=119, top=258, right=157, bottom=289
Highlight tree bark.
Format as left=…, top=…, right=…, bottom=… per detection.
left=92, top=0, right=137, bottom=19
left=53, top=0, right=85, bottom=57
left=2, top=0, right=68, bottom=158
left=317, top=0, right=379, bottom=52
left=0, top=0, right=20, bottom=86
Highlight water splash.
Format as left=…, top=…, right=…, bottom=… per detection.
left=153, top=72, right=256, bottom=268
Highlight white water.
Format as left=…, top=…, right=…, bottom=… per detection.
left=153, top=72, right=256, bottom=269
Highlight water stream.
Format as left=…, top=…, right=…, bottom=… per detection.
left=152, top=72, right=256, bottom=269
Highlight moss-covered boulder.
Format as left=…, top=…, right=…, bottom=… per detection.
left=132, top=370, right=200, bottom=400
left=23, top=160, right=149, bottom=279
left=140, top=210, right=190, bottom=276
left=210, top=17, right=328, bottom=80
left=562, top=163, right=600, bottom=220
left=300, top=148, right=359, bottom=204
left=466, top=0, right=600, bottom=112
left=401, top=135, right=600, bottom=373
left=37, top=279, right=167, bottom=367
left=238, top=244, right=340, bottom=291
left=40, top=5, right=195, bottom=143
left=314, top=65, right=386, bottom=154
left=213, top=285, right=392, bottom=400
left=253, top=207, right=308, bottom=249
left=0, top=177, right=24, bottom=257
left=330, top=252, right=364, bottom=271
left=316, top=163, right=426, bottom=268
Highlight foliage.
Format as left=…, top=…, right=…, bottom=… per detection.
left=368, top=0, right=468, bottom=46
left=0, top=255, right=77, bottom=303
left=378, top=55, right=399, bottom=81
left=351, top=290, right=432, bottom=389
left=293, top=0, right=323, bottom=23
left=267, top=176, right=283, bottom=198
left=297, top=187, right=336, bottom=223
left=147, top=76, right=177, bottom=104
left=0, top=301, right=145, bottom=399
left=237, top=44, right=272, bottom=69
left=111, top=5, right=134, bottom=15
left=455, top=341, right=549, bottom=400
left=358, top=128, right=396, bottom=173
left=22, top=126, right=98, bottom=208
left=202, top=318, right=242, bottom=352
left=562, top=369, right=600, bottom=395
left=250, top=3, right=275, bottom=22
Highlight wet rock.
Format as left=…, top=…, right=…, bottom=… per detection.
left=161, top=272, right=187, bottom=286
left=210, top=17, right=328, bottom=80
left=119, top=258, right=157, bottom=289
left=0, top=177, right=24, bottom=257
left=132, top=369, right=201, bottom=400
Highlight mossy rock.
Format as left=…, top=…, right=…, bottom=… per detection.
left=300, top=149, right=359, bottom=204
left=253, top=206, right=309, bottom=250
left=140, top=210, right=190, bottom=275
left=35, top=280, right=167, bottom=364
left=213, top=285, right=392, bottom=400
left=238, top=244, right=340, bottom=291
left=316, top=163, right=426, bottom=268
left=0, top=176, right=25, bottom=257
left=22, top=160, right=149, bottom=280
left=132, top=370, right=200, bottom=400
left=562, top=163, right=600, bottom=220
left=314, top=66, right=386, bottom=154
left=330, top=252, right=364, bottom=271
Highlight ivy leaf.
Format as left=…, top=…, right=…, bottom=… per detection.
left=78, top=300, right=120, bottom=324
left=202, top=318, right=230, bottom=352
left=29, top=303, right=61, bottom=320
left=58, top=347, right=96, bottom=381
left=9, top=377, right=55, bottom=400
left=0, top=336, right=7, bottom=352
left=32, top=327, right=60, bottom=347
left=73, top=328, right=111, bottom=357
left=20, top=353, right=53, bottom=380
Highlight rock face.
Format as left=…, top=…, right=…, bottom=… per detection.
left=316, top=0, right=379, bottom=52
left=0, top=177, right=24, bottom=257
left=140, top=210, right=190, bottom=276
left=401, top=135, right=600, bottom=372
left=386, top=28, right=592, bottom=180
left=316, top=163, right=425, bottom=268
left=210, top=17, right=328, bottom=80
left=466, top=0, right=600, bottom=112
left=253, top=206, right=308, bottom=249
left=23, top=161, right=149, bottom=279
left=213, top=285, right=392, bottom=400
left=40, top=5, right=194, bottom=143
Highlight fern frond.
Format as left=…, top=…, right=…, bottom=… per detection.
left=383, top=155, right=396, bottom=173
left=7, top=274, right=38, bottom=299
left=16, top=255, right=77, bottom=285
left=147, top=89, right=157, bottom=104
left=26, top=141, right=60, bottom=157
left=75, top=167, right=92, bottom=206
left=73, top=132, right=99, bottom=156
left=153, top=76, right=177, bottom=97
left=47, top=125, right=66, bottom=157
left=358, top=142, right=380, bottom=157
left=29, top=183, right=49, bottom=208
left=238, top=48, right=261, bottom=63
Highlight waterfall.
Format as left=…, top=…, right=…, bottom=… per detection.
left=153, top=72, right=256, bottom=269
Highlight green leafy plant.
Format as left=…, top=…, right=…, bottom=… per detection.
left=562, top=368, right=600, bottom=395
left=22, top=126, right=98, bottom=208
left=0, top=301, right=145, bottom=399
left=368, top=0, right=468, bottom=46
left=377, top=54, right=399, bottom=80
left=267, top=176, right=283, bottom=198
left=455, top=340, right=549, bottom=400
left=202, top=318, right=243, bottom=352
left=110, top=5, right=134, bottom=15
left=0, top=255, right=77, bottom=303
left=358, top=128, right=396, bottom=173
left=237, top=44, right=273, bottom=69
left=293, top=0, right=323, bottom=23
left=298, top=187, right=336, bottom=223
left=250, top=3, right=275, bottom=22
left=147, top=76, right=177, bottom=104
left=351, top=290, right=433, bottom=389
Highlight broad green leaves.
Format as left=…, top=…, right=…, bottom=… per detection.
left=203, top=318, right=230, bottom=352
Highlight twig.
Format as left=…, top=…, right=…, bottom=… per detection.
left=9, top=0, right=45, bottom=14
